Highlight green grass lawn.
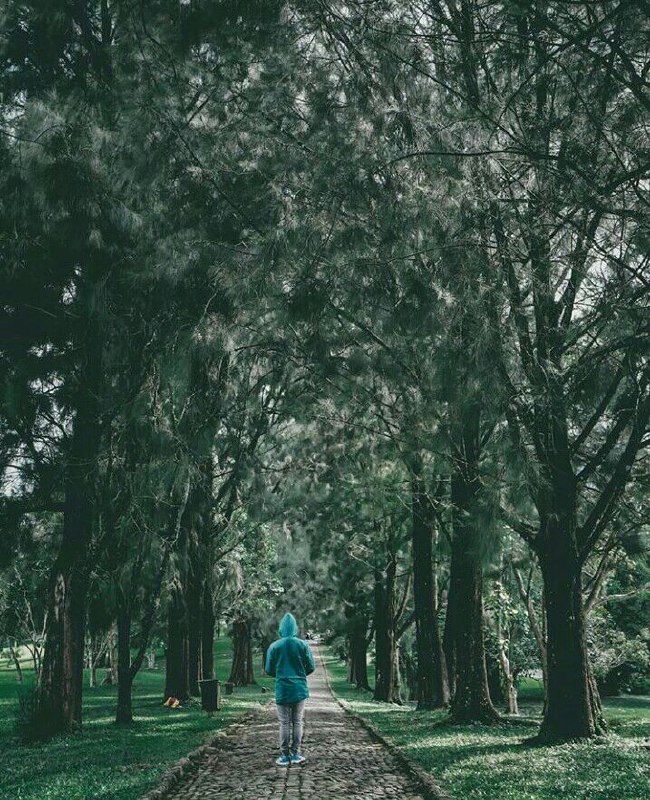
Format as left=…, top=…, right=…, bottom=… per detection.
left=324, top=652, right=650, bottom=800
left=0, top=639, right=272, bottom=800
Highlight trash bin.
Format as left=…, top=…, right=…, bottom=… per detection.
left=198, top=679, right=221, bottom=713
left=225, top=681, right=234, bottom=695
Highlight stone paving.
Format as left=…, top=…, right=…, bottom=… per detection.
left=162, top=645, right=426, bottom=799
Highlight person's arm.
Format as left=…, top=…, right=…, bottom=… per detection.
left=265, top=644, right=276, bottom=677
left=303, top=643, right=316, bottom=676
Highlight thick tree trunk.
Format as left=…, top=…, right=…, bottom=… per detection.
left=228, top=620, right=256, bottom=686
left=448, top=540, right=497, bottom=723
left=201, top=581, right=215, bottom=680
left=373, top=559, right=397, bottom=703
left=541, top=589, right=549, bottom=715
left=537, top=521, right=605, bottom=740
left=186, top=562, right=203, bottom=696
left=393, top=643, right=403, bottom=704
left=115, top=608, right=133, bottom=724
left=40, top=332, right=101, bottom=733
left=448, top=407, right=498, bottom=724
left=185, top=476, right=209, bottom=697
left=165, top=588, right=189, bottom=701
left=351, top=630, right=370, bottom=690
left=348, top=621, right=370, bottom=690
left=39, top=289, right=103, bottom=733
left=345, top=600, right=371, bottom=690
left=412, top=477, right=449, bottom=708
left=180, top=355, right=217, bottom=693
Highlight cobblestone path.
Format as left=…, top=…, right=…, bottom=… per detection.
left=163, top=645, right=426, bottom=799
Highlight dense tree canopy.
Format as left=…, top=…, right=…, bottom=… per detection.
left=1, top=0, right=648, bottom=753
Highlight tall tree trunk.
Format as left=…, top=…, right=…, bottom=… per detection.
left=40, top=304, right=102, bottom=733
left=373, top=556, right=397, bottom=703
left=115, top=540, right=171, bottom=722
left=411, top=476, right=449, bottom=708
left=537, top=514, right=605, bottom=740
left=347, top=614, right=370, bottom=690
left=179, top=350, right=219, bottom=693
left=186, top=557, right=203, bottom=696
left=352, top=631, right=370, bottom=690
left=185, top=476, right=208, bottom=697
left=392, top=642, right=403, bottom=704
left=165, top=587, right=189, bottom=701
left=115, top=608, right=133, bottom=724
left=448, top=407, right=498, bottom=724
left=448, top=535, right=497, bottom=722
left=201, top=580, right=215, bottom=680
left=228, top=620, right=256, bottom=685
left=499, top=653, right=518, bottom=716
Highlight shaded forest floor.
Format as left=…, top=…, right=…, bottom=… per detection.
left=0, top=639, right=272, bottom=800
left=324, top=652, right=650, bottom=800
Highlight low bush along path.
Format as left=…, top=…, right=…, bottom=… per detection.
left=153, top=645, right=430, bottom=800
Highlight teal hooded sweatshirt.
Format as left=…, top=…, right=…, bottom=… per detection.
left=265, top=613, right=315, bottom=705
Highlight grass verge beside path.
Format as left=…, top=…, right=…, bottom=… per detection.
left=323, top=650, right=650, bottom=800
left=0, top=639, right=272, bottom=800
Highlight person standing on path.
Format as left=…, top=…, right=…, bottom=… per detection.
left=265, top=612, right=315, bottom=766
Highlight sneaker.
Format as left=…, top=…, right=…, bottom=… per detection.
left=291, top=752, right=305, bottom=764
left=276, top=755, right=291, bottom=766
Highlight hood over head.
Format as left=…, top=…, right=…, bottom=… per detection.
left=279, top=612, right=298, bottom=638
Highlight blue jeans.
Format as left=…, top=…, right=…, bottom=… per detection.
left=276, top=700, right=305, bottom=755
